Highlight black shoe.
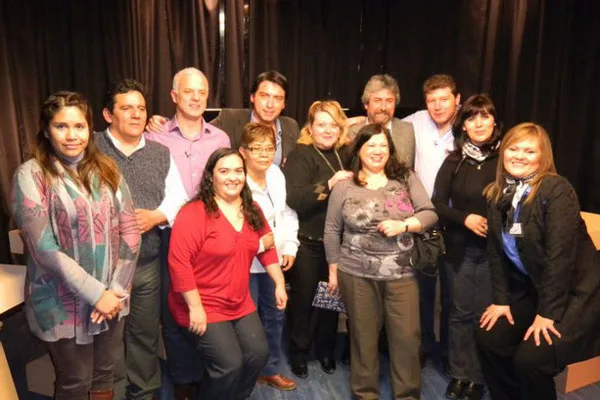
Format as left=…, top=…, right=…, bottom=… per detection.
left=441, top=355, right=450, bottom=375
left=341, top=346, right=351, bottom=366
left=290, top=359, right=308, bottom=379
left=460, top=382, right=485, bottom=400
left=318, top=356, right=336, bottom=374
left=445, top=378, right=468, bottom=400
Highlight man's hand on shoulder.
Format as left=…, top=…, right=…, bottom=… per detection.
left=135, top=208, right=167, bottom=233
left=146, top=115, right=168, bottom=134
left=347, top=116, right=366, bottom=127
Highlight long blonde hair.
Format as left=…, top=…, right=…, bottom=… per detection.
left=484, top=122, right=557, bottom=204
left=297, top=100, right=349, bottom=149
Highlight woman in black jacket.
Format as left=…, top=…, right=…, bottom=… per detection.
left=432, top=94, right=502, bottom=400
left=283, top=100, right=352, bottom=378
left=476, top=122, right=600, bottom=400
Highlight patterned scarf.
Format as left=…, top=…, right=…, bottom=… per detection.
left=462, top=139, right=490, bottom=162
left=500, top=172, right=536, bottom=229
left=454, top=139, right=495, bottom=175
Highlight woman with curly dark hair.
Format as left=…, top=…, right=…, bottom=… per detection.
left=167, top=148, right=287, bottom=400
left=324, top=123, right=438, bottom=399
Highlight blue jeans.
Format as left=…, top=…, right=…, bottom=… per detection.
left=249, top=272, right=285, bottom=376
left=447, top=246, right=492, bottom=383
left=160, top=228, right=204, bottom=385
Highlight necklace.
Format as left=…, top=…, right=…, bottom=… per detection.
left=312, top=145, right=344, bottom=174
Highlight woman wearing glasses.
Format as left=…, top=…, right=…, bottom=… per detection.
left=283, top=100, right=352, bottom=378
left=239, top=122, right=300, bottom=391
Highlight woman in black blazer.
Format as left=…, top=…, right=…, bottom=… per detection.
left=476, top=122, right=600, bottom=400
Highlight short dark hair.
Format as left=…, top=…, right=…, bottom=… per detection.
left=103, top=78, right=147, bottom=112
left=250, top=71, right=288, bottom=97
left=241, top=122, right=276, bottom=148
left=452, top=93, right=502, bottom=153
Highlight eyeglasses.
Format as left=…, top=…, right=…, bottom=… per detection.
left=246, top=146, right=276, bottom=155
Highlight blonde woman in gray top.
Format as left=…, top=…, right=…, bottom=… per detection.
left=324, top=123, right=438, bottom=400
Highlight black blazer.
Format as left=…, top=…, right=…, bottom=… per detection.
left=210, top=108, right=300, bottom=165
left=487, top=174, right=600, bottom=366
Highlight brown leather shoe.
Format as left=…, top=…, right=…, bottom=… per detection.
left=173, top=383, right=194, bottom=400
left=89, top=389, right=114, bottom=400
left=257, top=374, right=297, bottom=391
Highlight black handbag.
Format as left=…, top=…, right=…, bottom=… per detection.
left=412, top=228, right=446, bottom=277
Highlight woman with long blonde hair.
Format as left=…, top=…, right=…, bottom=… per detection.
left=283, top=100, right=352, bottom=378
left=476, top=122, right=600, bottom=400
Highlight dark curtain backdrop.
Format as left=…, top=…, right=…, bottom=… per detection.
left=1, top=0, right=599, bottom=262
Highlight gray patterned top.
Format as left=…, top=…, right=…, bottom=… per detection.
left=324, top=172, right=437, bottom=280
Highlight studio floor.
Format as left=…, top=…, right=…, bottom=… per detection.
left=3, top=309, right=600, bottom=400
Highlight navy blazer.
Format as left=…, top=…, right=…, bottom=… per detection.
left=487, top=174, right=600, bottom=367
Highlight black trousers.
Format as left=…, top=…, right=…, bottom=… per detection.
left=183, top=311, right=268, bottom=400
left=475, top=286, right=562, bottom=400
left=159, top=228, right=204, bottom=385
left=113, top=257, right=161, bottom=400
left=416, top=255, right=450, bottom=357
left=285, top=238, right=339, bottom=362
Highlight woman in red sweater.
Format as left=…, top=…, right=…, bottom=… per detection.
left=168, top=148, right=287, bottom=400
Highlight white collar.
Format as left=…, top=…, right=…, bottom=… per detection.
left=105, top=128, right=146, bottom=154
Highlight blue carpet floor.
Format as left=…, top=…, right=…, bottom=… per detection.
left=3, top=308, right=600, bottom=400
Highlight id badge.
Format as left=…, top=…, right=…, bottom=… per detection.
left=509, top=223, right=523, bottom=236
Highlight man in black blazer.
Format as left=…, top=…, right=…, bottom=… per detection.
left=211, top=71, right=299, bottom=167
left=147, top=70, right=299, bottom=167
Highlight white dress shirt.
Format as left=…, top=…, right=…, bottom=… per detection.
left=403, top=110, right=454, bottom=197
left=247, top=165, right=299, bottom=273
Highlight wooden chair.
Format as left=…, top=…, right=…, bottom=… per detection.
left=554, top=212, right=600, bottom=393
left=0, top=230, right=26, bottom=400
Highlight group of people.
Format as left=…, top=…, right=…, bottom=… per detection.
left=10, top=66, right=600, bottom=400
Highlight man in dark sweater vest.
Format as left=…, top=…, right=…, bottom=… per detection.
left=96, top=79, right=188, bottom=400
